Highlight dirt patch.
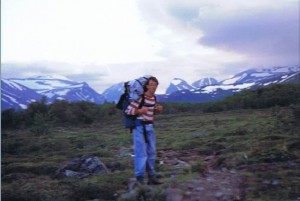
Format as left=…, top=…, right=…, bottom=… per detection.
left=161, top=150, right=244, bottom=201
left=119, top=150, right=245, bottom=201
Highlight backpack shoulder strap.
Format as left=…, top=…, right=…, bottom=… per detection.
left=124, top=81, right=129, bottom=94
left=141, top=94, right=157, bottom=108
left=138, top=95, right=145, bottom=109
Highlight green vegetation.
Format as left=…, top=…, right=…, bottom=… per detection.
left=2, top=83, right=300, bottom=201
left=162, top=83, right=300, bottom=113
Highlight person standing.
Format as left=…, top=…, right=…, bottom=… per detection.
left=125, top=76, right=163, bottom=185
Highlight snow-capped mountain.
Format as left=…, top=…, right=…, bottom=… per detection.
left=102, top=78, right=196, bottom=103
left=158, top=66, right=300, bottom=102
left=166, top=78, right=195, bottom=95
left=40, top=82, right=106, bottom=103
left=102, top=82, right=124, bottom=103
left=282, top=70, right=300, bottom=84
left=1, top=79, right=42, bottom=110
left=192, top=77, right=218, bottom=88
left=221, top=66, right=299, bottom=85
left=8, top=75, right=80, bottom=93
left=3, top=76, right=105, bottom=110
left=2, top=66, right=299, bottom=111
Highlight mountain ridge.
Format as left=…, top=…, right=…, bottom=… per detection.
left=1, top=79, right=43, bottom=111
left=1, top=66, right=299, bottom=111
left=3, top=76, right=105, bottom=110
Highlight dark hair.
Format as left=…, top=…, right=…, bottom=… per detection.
left=144, top=76, right=159, bottom=92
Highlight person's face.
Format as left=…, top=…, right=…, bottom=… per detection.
left=146, top=80, right=158, bottom=94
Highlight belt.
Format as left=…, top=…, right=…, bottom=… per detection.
left=143, top=121, right=154, bottom=125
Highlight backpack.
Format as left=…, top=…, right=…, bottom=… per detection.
left=116, top=75, right=152, bottom=129
left=125, top=75, right=152, bottom=102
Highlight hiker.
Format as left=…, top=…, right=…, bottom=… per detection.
left=125, top=76, right=163, bottom=185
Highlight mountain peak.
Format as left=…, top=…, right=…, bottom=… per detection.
left=166, top=78, right=194, bottom=94
left=171, top=78, right=186, bottom=85
left=2, top=76, right=105, bottom=110
left=192, top=77, right=218, bottom=88
left=8, top=76, right=78, bottom=91
left=221, top=66, right=300, bottom=85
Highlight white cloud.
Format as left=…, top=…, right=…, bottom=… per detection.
left=1, top=0, right=299, bottom=94
left=2, top=0, right=164, bottom=64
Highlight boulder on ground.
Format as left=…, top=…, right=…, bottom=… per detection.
left=55, top=155, right=109, bottom=179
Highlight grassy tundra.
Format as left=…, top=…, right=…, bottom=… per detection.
left=2, top=84, right=300, bottom=200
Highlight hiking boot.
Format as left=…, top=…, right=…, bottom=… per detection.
left=148, top=176, right=163, bottom=185
left=136, top=176, right=145, bottom=185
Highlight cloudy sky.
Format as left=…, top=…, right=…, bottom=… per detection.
left=1, top=0, right=299, bottom=94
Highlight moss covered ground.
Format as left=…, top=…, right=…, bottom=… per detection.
left=2, top=107, right=300, bottom=201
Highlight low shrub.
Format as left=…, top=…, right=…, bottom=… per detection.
left=248, top=149, right=297, bottom=164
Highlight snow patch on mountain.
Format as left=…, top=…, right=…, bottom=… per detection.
left=1, top=79, right=42, bottom=110
left=221, top=66, right=300, bottom=85
left=2, top=79, right=24, bottom=91
left=166, top=78, right=195, bottom=94
left=3, top=76, right=106, bottom=108
left=202, top=83, right=254, bottom=94
left=9, top=76, right=78, bottom=91
left=192, top=77, right=218, bottom=88
left=222, top=73, right=250, bottom=85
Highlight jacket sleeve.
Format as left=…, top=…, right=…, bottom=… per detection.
left=125, top=97, right=142, bottom=115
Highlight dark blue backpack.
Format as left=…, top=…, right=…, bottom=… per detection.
left=116, top=76, right=157, bottom=134
left=116, top=81, right=145, bottom=130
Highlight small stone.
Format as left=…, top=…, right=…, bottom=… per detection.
left=206, top=176, right=214, bottom=182
left=230, top=169, right=237, bottom=174
left=195, top=187, right=205, bottom=192
left=222, top=167, right=228, bottom=172
left=272, top=179, right=280, bottom=186
left=192, top=133, right=207, bottom=138
left=215, top=192, right=224, bottom=198
left=164, top=188, right=184, bottom=201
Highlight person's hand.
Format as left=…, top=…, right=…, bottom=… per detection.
left=155, top=104, right=163, bottom=114
left=138, top=107, right=149, bottom=114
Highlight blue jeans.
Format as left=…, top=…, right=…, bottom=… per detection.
left=133, top=124, right=156, bottom=177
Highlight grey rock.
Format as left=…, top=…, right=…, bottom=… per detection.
left=55, top=155, right=109, bottom=178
